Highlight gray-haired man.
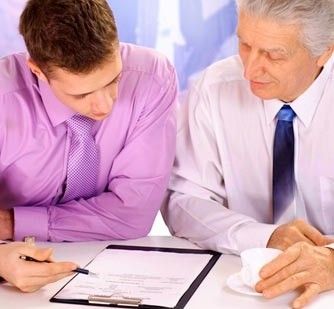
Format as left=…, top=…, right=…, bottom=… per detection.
left=163, top=0, right=334, bottom=307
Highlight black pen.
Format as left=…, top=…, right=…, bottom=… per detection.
left=19, top=255, right=99, bottom=277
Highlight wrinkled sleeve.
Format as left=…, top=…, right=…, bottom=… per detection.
left=162, top=80, right=277, bottom=255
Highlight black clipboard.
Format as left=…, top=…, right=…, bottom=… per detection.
left=50, top=244, right=221, bottom=309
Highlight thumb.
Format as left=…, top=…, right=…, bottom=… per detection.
left=21, top=246, right=53, bottom=262
left=324, top=237, right=334, bottom=246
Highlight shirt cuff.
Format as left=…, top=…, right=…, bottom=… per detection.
left=234, top=221, right=279, bottom=253
left=13, top=207, right=49, bottom=241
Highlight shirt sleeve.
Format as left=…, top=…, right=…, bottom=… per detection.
left=162, top=80, right=278, bottom=255
left=14, top=66, right=177, bottom=242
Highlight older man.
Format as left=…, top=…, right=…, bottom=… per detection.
left=163, top=0, right=334, bottom=307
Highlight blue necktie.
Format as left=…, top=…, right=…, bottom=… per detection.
left=273, top=105, right=296, bottom=222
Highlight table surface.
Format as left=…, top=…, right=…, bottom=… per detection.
left=0, top=236, right=332, bottom=309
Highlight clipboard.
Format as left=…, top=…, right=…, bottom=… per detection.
left=50, top=244, right=221, bottom=309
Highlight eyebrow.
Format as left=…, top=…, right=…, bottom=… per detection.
left=70, top=72, right=122, bottom=97
left=237, top=34, right=289, bottom=56
left=264, top=47, right=289, bottom=55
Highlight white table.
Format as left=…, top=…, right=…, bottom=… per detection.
left=0, top=236, right=333, bottom=309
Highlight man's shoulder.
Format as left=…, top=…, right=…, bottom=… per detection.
left=183, top=55, right=254, bottom=110
left=120, top=43, right=175, bottom=85
left=197, top=55, right=245, bottom=88
left=0, top=53, right=32, bottom=97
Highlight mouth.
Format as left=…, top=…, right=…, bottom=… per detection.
left=90, top=113, right=109, bottom=120
left=251, top=80, right=271, bottom=85
left=250, top=80, right=272, bottom=89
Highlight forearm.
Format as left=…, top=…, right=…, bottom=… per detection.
left=50, top=190, right=163, bottom=241
left=14, top=177, right=168, bottom=242
left=163, top=192, right=278, bottom=255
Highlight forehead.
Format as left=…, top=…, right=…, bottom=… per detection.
left=50, top=52, right=122, bottom=94
left=237, top=11, right=302, bottom=50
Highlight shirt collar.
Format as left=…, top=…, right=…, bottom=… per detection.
left=37, top=79, right=75, bottom=127
left=263, top=54, right=334, bottom=127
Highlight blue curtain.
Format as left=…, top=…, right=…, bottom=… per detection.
left=0, top=0, right=237, bottom=90
left=0, top=1, right=26, bottom=57
left=109, top=0, right=238, bottom=89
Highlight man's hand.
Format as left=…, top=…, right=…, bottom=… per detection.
left=0, top=242, right=77, bottom=292
left=255, top=242, right=334, bottom=308
left=0, top=209, right=14, bottom=240
left=267, top=219, right=327, bottom=250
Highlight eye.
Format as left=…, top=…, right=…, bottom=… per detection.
left=74, top=94, right=87, bottom=100
left=267, top=51, right=286, bottom=61
left=240, top=42, right=250, bottom=49
left=112, top=75, right=121, bottom=84
left=269, top=54, right=281, bottom=60
left=104, top=75, right=122, bottom=90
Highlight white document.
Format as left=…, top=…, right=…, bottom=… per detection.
left=54, top=248, right=213, bottom=308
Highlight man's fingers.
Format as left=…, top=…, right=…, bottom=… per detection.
left=292, top=283, right=321, bottom=309
left=256, top=259, right=302, bottom=292
left=18, top=284, right=44, bottom=293
left=19, top=246, right=53, bottom=262
left=262, top=271, right=308, bottom=299
left=16, top=271, right=74, bottom=293
left=268, top=240, right=289, bottom=251
left=291, top=236, right=314, bottom=247
left=32, top=248, right=53, bottom=262
left=260, top=245, right=300, bottom=279
left=267, top=222, right=318, bottom=251
left=297, top=221, right=326, bottom=246
left=29, top=261, right=78, bottom=277
left=324, top=236, right=334, bottom=245
left=33, top=271, right=74, bottom=284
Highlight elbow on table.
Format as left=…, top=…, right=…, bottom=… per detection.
left=112, top=215, right=154, bottom=240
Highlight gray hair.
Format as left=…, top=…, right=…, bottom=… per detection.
left=235, top=0, right=334, bottom=56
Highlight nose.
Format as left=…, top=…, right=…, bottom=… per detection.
left=91, top=88, right=116, bottom=115
left=243, top=51, right=265, bottom=81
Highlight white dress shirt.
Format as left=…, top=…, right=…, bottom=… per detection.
left=162, top=54, right=334, bottom=255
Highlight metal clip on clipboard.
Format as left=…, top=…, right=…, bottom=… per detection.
left=88, top=294, right=143, bottom=307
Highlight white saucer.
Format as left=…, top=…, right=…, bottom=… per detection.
left=226, top=272, right=262, bottom=296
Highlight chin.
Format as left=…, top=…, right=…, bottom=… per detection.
left=250, top=88, right=277, bottom=100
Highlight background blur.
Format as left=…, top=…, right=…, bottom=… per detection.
left=0, top=0, right=238, bottom=235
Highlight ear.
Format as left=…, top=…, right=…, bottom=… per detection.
left=27, top=58, right=48, bottom=82
left=316, top=45, right=334, bottom=67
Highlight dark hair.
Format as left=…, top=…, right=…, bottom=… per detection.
left=19, top=0, right=119, bottom=75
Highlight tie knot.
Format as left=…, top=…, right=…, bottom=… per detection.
left=276, top=105, right=296, bottom=122
left=66, top=115, right=95, bottom=135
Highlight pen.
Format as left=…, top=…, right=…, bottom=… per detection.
left=19, top=255, right=98, bottom=277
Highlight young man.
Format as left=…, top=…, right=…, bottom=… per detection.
left=163, top=0, right=334, bottom=307
left=0, top=0, right=177, bottom=242
left=0, top=242, right=76, bottom=292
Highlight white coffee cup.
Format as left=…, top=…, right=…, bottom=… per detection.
left=240, top=248, right=282, bottom=288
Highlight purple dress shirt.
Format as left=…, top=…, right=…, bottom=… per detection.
left=0, top=43, right=177, bottom=242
